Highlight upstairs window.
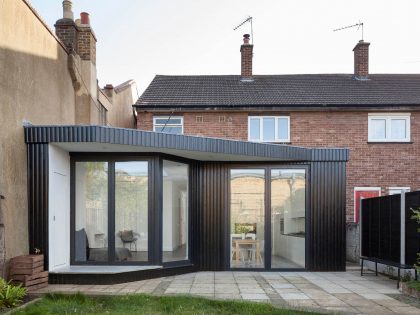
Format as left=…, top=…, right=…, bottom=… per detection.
left=368, top=114, right=410, bottom=142
left=153, top=116, right=183, bottom=134
left=248, top=116, right=290, bottom=142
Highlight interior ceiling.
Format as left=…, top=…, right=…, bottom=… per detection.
left=52, top=142, right=288, bottom=162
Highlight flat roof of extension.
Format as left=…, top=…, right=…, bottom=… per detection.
left=24, top=125, right=348, bottom=162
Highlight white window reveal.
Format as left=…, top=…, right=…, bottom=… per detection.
left=153, top=116, right=183, bottom=135
left=388, top=187, right=410, bottom=195
left=248, top=116, right=290, bottom=142
left=368, top=113, right=410, bottom=142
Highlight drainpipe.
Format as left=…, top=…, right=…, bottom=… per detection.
left=400, top=190, right=406, bottom=265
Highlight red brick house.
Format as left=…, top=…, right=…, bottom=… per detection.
left=134, top=34, right=420, bottom=261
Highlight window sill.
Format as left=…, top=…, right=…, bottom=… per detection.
left=248, top=140, right=291, bottom=144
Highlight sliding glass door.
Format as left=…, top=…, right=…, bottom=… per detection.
left=229, top=167, right=306, bottom=270
left=271, top=169, right=306, bottom=268
left=230, top=169, right=265, bottom=269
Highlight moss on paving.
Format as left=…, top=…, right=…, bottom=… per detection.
left=12, top=293, right=321, bottom=315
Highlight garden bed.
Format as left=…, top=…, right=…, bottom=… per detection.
left=401, top=281, right=420, bottom=299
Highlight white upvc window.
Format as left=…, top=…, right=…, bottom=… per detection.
left=248, top=116, right=290, bottom=142
left=153, top=116, right=184, bottom=135
left=368, top=113, right=410, bottom=142
left=388, top=187, right=410, bottom=195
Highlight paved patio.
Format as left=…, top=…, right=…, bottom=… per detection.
left=34, top=270, right=420, bottom=314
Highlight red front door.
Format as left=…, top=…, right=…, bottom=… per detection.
left=355, top=190, right=380, bottom=223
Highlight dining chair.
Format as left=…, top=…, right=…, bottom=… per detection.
left=230, top=234, right=247, bottom=262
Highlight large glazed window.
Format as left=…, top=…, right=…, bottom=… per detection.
left=271, top=169, right=305, bottom=268
left=368, top=114, right=410, bottom=142
left=162, top=160, right=189, bottom=262
left=230, top=169, right=265, bottom=268
left=75, top=162, right=108, bottom=262
left=115, top=162, right=149, bottom=262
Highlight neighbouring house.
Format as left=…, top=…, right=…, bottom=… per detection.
left=134, top=34, right=420, bottom=263
left=0, top=0, right=136, bottom=277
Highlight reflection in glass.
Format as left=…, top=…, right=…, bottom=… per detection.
left=162, top=160, right=189, bottom=262
left=278, top=118, right=289, bottom=140
left=263, top=118, right=275, bottom=141
left=370, top=119, right=386, bottom=139
left=271, top=169, right=306, bottom=268
left=230, top=169, right=265, bottom=268
left=249, top=118, right=260, bottom=140
left=115, top=162, right=148, bottom=262
left=390, top=119, right=406, bottom=139
left=75, top=162, right=108, bottom=262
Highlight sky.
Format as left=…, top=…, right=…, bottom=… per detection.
left=30, top=0, right=420, bottom=94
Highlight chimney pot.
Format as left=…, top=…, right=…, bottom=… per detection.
left=353, top=40, right=370, bottom=80
left=80, top=12, right=90, bottom=25
left=243, top=34, right=250, bottom=44
left=105, top=84, right=114, bottom=90
left=62, top=0, right=74, bottom=20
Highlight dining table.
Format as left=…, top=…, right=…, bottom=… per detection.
left=233, top=239, right=261, bottom=263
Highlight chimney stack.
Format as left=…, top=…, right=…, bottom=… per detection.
left=240, top=34, right=253, bottom=79
left=55, top=1, right=77, bottom=52
left=62, top=0, right=73, bottom=20
left=353, top=40, right=370, bottom=80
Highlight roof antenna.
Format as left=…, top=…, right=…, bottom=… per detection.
left=233, top=16, right=254, bottom=44
left=333, top=21, right=364, bottom=41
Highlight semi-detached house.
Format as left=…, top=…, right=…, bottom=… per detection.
left=134, top=34, right=420, bottom=262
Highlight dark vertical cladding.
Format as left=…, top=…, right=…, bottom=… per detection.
left=192, top=163, right=228, bottom=271
left=27, top=144, right=49, bottom=268
left=309, top=161, right=346, bottom=271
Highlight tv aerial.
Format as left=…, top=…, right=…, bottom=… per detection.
left=233, top=16, right=254, bottom=44
left=333, top=21, right=364, bottom=40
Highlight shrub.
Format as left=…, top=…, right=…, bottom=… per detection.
left=411, top=208, right=420, bottom=274
left=0, top=278, right=27, bottom=308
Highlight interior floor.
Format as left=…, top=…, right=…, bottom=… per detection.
left=85, top=244, right=188, bottom=263
left=230, top=255, right=303, bottom=269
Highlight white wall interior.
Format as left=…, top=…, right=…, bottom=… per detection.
left=48, top=145, right=70, bottom=271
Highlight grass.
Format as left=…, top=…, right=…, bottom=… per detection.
left=407, top=280, right=420, bottom=291
left=11, top=293, right=321, bottom=315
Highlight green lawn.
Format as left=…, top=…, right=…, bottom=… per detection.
left=12, top=293, right=321, bottom=315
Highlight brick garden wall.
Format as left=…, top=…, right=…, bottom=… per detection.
left=136, top=110, right=420, bottom=222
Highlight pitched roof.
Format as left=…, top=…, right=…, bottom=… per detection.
left=134, top=74, right=420, bottom=108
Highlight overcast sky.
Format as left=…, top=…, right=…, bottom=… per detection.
left=30, top=0, right=420, bottom=94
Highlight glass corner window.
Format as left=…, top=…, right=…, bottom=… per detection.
left=153, top=116, right=183, bottom=135
left=368, top=114, right=410, bottom=142
left=248, top=116, right=290, bottom=142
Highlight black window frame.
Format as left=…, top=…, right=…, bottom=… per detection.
left=70, top=153, right=192, bottom=267
left=227, top=163, right=310, bottom=271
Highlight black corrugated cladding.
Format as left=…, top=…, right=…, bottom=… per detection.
left=308, top=161, right=347, bottom=271
left=25, top=125, right=348, bottom=272
left=191, top=163, right=229, bottom=271
left=27, top=143, right=49, bottom=267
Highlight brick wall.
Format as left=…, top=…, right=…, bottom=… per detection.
left=77, top=28, right=96, bottom=64
left=55, top=21, right=77, bottom=52
left=136, top=110, right=420, bottom=222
